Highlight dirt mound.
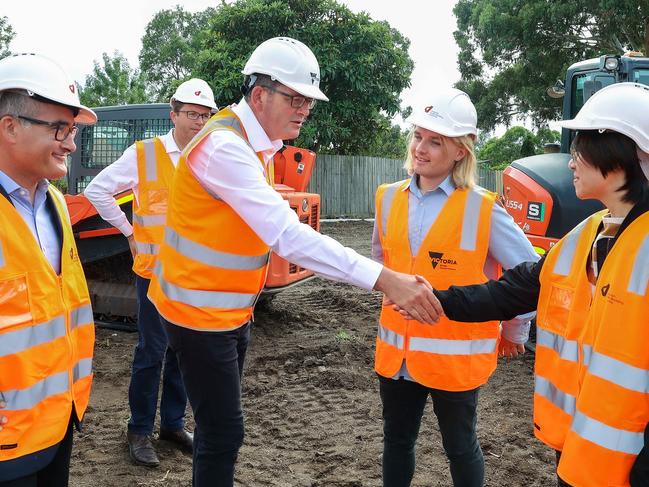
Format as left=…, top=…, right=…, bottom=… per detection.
left=70, top=221, right=555, bottom=486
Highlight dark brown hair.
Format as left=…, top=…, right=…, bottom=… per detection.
left=571, top=130, right=648, bottom=204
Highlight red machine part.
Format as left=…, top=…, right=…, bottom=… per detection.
left=502, top=166, right=557, bottom=255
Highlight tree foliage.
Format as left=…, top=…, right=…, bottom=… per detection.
left=0, top=16, right=15, bottom=59
left=80, top=52, right=149, bottom=107
left=188, top=0, right=413, bottom=154
left=138, top=6, right=215, bottom=101
left=454, top=0, right=649, bottom=132
left=478, top=126, right=561, bottom=170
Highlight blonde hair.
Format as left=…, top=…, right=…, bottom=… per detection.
left=403, top=129, right=477, bottom=189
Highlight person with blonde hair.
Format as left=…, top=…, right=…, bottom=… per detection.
left=372, top=87, right=539, bottom=486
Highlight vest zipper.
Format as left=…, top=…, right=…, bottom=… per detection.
left=58, top=274, right=75, bottom=405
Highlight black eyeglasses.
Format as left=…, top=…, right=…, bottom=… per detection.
left=15, top=115, right=77, bottom=141
left=261, top=85, right=316, bottom=109
left=177, top=110, right=212, bottom=122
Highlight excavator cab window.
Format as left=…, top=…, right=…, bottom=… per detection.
left=633, top=69, right=649, bottom=86
left=571, top=72, right=615, bottom=117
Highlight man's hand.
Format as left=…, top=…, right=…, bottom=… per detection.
left=498, top=337, right=525, bottom=359
left=374, top=268, right=443, bottom=324
left=127, top=234, right=137, bottom=260
left=0, top=399, right=7, bottom=432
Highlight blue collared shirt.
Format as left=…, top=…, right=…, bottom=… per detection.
left=0, top=170, right=62, bottom=274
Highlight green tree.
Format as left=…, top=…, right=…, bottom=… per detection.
left=139, top=6, right=215, bottom=101
left=0, top=16, right=15, bottom=59
left=365, top=121, right=409, bottom=159
left=478, top=126, right=561, bottom=170
left=454, top=1, right=649, bottom=131
left=80, top=52, right=149, bottom=107
left=192, top=0, right=413, bottom=154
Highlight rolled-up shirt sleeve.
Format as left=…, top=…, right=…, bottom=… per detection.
left=187, top=132, right=383, bottom=290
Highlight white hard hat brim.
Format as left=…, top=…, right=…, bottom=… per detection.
left=171, top=95, right=217, bottom=110
left=557, top=118, right=649, bottom=154
left=284, top=81, right=329, bottom=102
left=76, top=105, right=98, bottom=124
left=405, top=112, right=477, bottom=138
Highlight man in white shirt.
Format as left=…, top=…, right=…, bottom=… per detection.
left=146, top=37, right=442, bottom=486
left=84, top=79, right=217, bottom=467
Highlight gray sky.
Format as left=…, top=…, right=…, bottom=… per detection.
left=3, top=0, right=461, bottom=123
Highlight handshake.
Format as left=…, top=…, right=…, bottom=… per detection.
left=374, top=267, right=444, bottom=324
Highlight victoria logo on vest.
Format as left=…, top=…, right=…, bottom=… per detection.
left=428, top=251, right=458, bottom=270
left=601, top=283, right=610, bottom=297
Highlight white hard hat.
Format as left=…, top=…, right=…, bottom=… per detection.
left=406, top=88, right=477, bottom=138
left=242, top=37, right=328, bottom=101
left=0, top=53, right=96, bottom=124
left=557, top=82, right=649, bottom=154
left=171, top=78, right=217, bottom=110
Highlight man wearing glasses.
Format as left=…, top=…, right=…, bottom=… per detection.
left=84, top=78, right=217, bottom=467
left=146, top=37, right=442, bottom=486
left=0, top=53, right=96, bottom=486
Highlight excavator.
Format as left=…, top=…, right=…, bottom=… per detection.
left=65, top=103, right=320, bottom=324
left=501, top=53, right=649, bottom=253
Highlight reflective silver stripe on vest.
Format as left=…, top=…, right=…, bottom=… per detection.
left=408, top=336, right=497, bottom=355
left=133, top=213, right=167, bottom=227
left=536, top=328, right=579, bottom=362
left=571, top=410, right=643, bottom=455
left=553, top=218, right=589, bottom=276
left=70, top=304, right=93, bottom=331
left=135, top=242, right=160, bottom=256
left=73, top=358, right=93, bottom=382
left=380, top=183, right=401, bottom=238
left=377, top=324, right=405, bottom=350
left=460, top=189, right=484, bottom=251
left=143, top=139, right=157, bottom=182
left=534, top=375, right=576, bottom=416
left=0, top=315, right=66, bottom=358
left=628, top=234, right=649, bottom=296
left=154, top=262, right=257, bottom=309
left=588, top=350, right=649, bottom=393
left=165, top=227, right=269, bottom=271
left=0, top=242, right=4, bottom=267
left=582, top=343, right=593, bottom=366
left=1, top=370, right=69, bottom=411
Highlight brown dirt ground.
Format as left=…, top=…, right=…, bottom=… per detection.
left=70, top=221, right=556, bottom=486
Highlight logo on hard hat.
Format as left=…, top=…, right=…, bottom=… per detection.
left=424, top=106, right=433, bottom=113
left=194, top=91, right=201, bottom=96
left=310, top=72, right=319, bottom=85
left=69, top=84, right=75, bottom=94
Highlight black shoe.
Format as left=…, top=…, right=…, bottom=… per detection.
left=127, top=431, right=160, bottom=467
left=159, top=428, right=193, bottom=454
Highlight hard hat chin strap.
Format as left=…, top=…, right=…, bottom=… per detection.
left=638, top=149, right=649, bottom=181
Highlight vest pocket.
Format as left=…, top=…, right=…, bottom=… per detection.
left=145, top=189, right=169, bottom=215
left=0, top=274, right=32, bottom=329
left=543, top=284, right=574, bottom=333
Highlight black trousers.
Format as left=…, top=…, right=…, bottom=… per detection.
left=379, top=375, right=484, bottom=487
left=163, top=319, right=250, bottom=487
left=0, top=418, right=74, bottom=487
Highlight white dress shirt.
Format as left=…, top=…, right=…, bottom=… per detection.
left=185, top=98, right=383, bottom=290
left=84, top=129, right=181, bottom=237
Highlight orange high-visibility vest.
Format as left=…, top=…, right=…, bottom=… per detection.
left=131, top=137, right=175, bottom=279
left=557, top=211, right=649, bottom=487
left=534, top=210, right=607, bottom=451
left=0, top=186, right=94, bottom=462
left=148, top=108, right=272, bottom=331
left=374, top=180, right=500, bottom=391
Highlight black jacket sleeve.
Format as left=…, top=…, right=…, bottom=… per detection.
left=433, top=255, right=544, bottom=322
left=630, top=423, right=649, bottom=486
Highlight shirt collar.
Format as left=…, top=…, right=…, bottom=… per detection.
left=161, top=129, right=181, bottom=155
left=0, top=169, right=49, bottom=196
left=232, top=98, right=284, bottom=156
left=406, top=174, right=455, bottom=198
